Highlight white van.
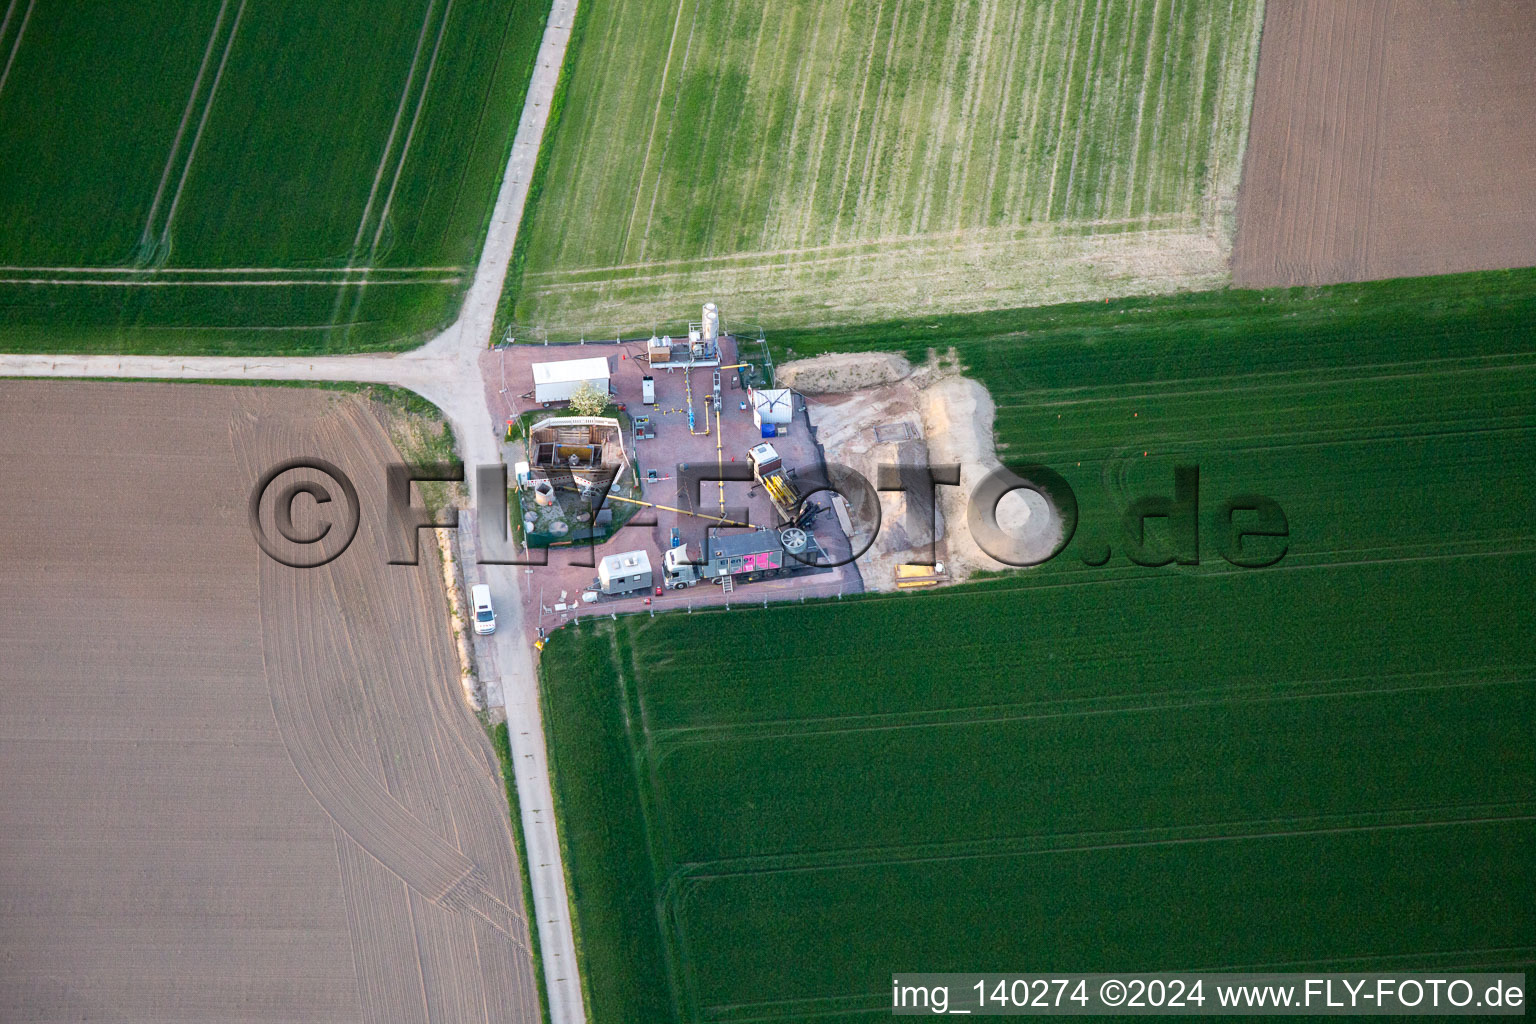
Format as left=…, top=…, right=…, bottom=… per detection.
left=471, top=584, right=496, bottom=635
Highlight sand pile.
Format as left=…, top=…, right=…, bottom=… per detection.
left=917, top=376, right=1061, bottom=579
left=776, top=351, right=913, bottom=393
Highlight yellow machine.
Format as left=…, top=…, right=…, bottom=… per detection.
left=761, top=472, right=797, bottom=512
left=746, top=441, right=802, bottom=521
left=894, top=563, right=948, bottom=588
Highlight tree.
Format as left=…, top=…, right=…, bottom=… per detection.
left=567, top=380, right=611, bottom=416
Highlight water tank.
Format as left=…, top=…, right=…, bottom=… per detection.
left=702, top=302, right=720, bottom=343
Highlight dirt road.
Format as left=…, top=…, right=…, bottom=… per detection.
left=0, top=2, right=588, bottom=1021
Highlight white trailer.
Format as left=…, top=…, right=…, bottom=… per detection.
left=596, top=549, right=653, bottom=596
left=532, top=357, right=611, bottom=404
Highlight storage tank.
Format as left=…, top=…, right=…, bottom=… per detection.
left=702, top=302, right=720, bottom=343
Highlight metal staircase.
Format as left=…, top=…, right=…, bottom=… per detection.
left=720, top=574, right=734, bottom=595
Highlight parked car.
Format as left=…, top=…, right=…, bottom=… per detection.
left=471, top=584, right=496, bottom=635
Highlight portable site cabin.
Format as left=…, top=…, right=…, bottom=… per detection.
left=642, top=375, right=656, bottom=405
left=751, top=388, right=793, bottom=435
left=532, top=357, right=611, bottom=404
left=597, top=549, right=653, bottom=596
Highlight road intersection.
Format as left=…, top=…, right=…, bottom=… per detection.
left=0, top=2, right=586, bottom=1021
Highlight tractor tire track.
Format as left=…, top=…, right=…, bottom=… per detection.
left=0, top=0, right=34, bottom=104
left=155, top=0, right=248, bottom=260
left=235, top=393, right=527, bottom=956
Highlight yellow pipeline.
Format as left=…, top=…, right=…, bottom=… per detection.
left=716, top=397, right=726, bottom=515
left=603, top=493, right=749, bottom=528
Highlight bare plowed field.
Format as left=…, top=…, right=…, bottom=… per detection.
left=1234, top=0, right=1536, bottom=286
left=0, top=382, right=537, bottom=1023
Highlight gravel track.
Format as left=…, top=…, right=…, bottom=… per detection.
left=0, top=3, right=590, bottom=1018
left=0, top=4, right=600, bottom=1022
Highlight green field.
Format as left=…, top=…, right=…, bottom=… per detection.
left=540, top=269, right=1536, bottom=1023
left=504, top=0, right=1264, bottom=338
left=0, top=0, right=545, bottom=352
